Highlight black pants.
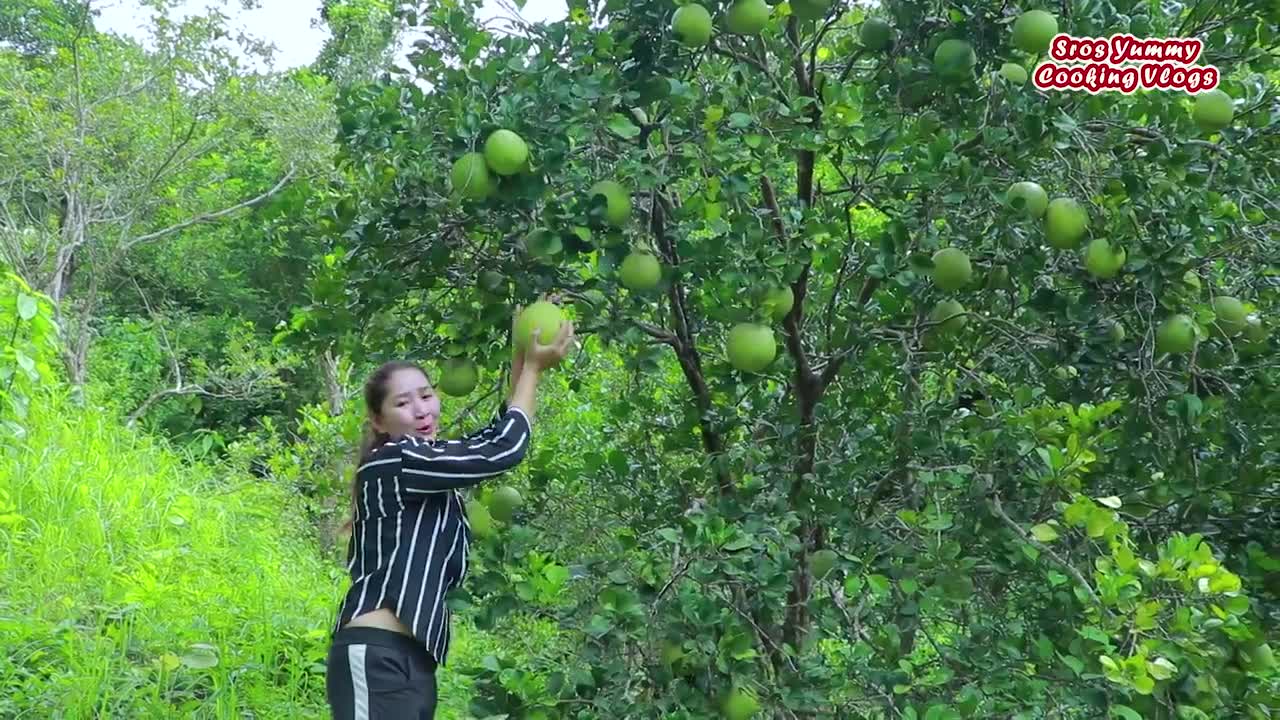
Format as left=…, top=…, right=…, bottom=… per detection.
left=326, top=626, right=438, bottom=719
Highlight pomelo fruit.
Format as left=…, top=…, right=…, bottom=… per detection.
left=514, top=300, right=564, bottom=350
left=1007, top=180, right=1048, bottom=218
left=673, top=3, right=713, bottom=46
left=724, top=0, right=769, bottom=35
left=727, top=323, right=776, bottom=373
left=483, top=129, right=528, bottom=176
left=722, top=687, right=761, bottom=720
left=466, top=499, right=493, bottom=537
left=762, top=285, right=794, bottom=321
left=438, top=358, right=478, bottom=397
left=933, top=39, right=976, bottom=81
left=1192, top=89, right=1233, bottom=133
left=1211, top=295, right=1247, bottom=336
left=488, top=485, right=522, bottom=523
left=810, top=549, right=838, bottom=579
left=1012, top=9, right=1058, bottom=55
left=620, top=250, right=662, bottom=291
left=1000, top=62, right=1028, bottom=85
left=791, top=0, right=831, bottom=22
left=931, top=247, right=972, bottom=291
left=930, top=299, right=968, bottom=333
left=1044, top=197, right=1089, bottom=249
left=1156, top=314, right=1197, bottom=354
left=1084, top=238, right=1126, bottom=279
left=589, top=180, right=632, bottom=227
left=450, top=152, right=492, bottom=200
left=860, top=18, right=893, bottom=51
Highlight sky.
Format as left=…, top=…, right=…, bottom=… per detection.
left=93, top=0, right=568, bottom=72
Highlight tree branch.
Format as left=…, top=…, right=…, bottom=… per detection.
left=119, top=166, right=296, bottom=254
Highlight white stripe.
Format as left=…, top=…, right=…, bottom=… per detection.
left=356, top=457, right=399, bottom=473
left=429, top=518, right=463, bottom=655
left=395, top=502, right=429, bottom=617
left=374, top=485, right=402, bottom=610
left=411, top=507, right=447, bottom=635
left=352, top=483, right=371, bottom=612
left=402, top=437, right=527, bottom=465
left=348, top=644, right=370, bottom=720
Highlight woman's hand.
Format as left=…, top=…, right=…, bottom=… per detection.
left=524, top=318, right=576, bottom=373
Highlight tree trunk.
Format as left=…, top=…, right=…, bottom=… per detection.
left=321, top=348, right=350, bottom=416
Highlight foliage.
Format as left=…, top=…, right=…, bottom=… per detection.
left=0, top=382, right=339, bottom=717
left=295, top=0, right=1280, bottom=717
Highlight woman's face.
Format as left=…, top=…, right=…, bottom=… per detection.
left=372, top=367, right=441, bottom=440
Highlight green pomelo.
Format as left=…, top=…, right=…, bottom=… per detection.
left=1044, top=197, right=1089, bottom=249
left=438, top=358, right=478, bottom=397
left=1156, top=314, right=1197, bottom=354
left=811, top=549, right=838, bottom=579
left=860, top=18, right=892, bottom=51
left=931, top=247, right=972, bottom=291
left=722, top=688, right=761, bottom=720
left=514, top=301, right=564, bottom=350
left=487, top=485, right=522, bottom=523
left=466, top=499, right=493, bottom=537
left=620, top=251, right=662, bottom=291
left=1084, top=238, right=1126, bottom=279
left=762, top=285, right=794, bottom=321
left=724, top=0, right=769, bottom=35
left=483, top=129, right=529, bottom=176
left=1211, top=296, right=1247, bottom=336
left=673, top=4, right=713, bottom=46
left=590, top=180, right=632, bottom=227
left=727, top=323, right=776, bottom=373
left=1193, top=89, right=1233, bottom=133
left=1012, top=10, right=1058, bottom=55
left=1000, top=62, right=1028, bottom=85
left=933, top=39, right=976, bottom=80
left=930, top=299, right=967, bottom=333
left=450, top=152, right=492, bottom=200
left=1007, top=181, right=1048, bottom=218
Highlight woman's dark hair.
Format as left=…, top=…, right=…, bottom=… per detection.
left=340, top=360, right=429, bottom=535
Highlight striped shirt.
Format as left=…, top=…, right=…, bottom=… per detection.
left=331, top=404, right=531, bottom=666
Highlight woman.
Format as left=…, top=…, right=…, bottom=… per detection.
left=326, top=306, right=576, bottom=719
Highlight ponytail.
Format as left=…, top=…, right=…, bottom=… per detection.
left=340, top=359, right=427, bottom=537
left=339, top=420, right=389, bottom=536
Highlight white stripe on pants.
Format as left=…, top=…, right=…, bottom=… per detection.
left=348, top=644, right=370, bottom=720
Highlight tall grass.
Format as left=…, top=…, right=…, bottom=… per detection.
left=0, top=386, right=496, bottom=718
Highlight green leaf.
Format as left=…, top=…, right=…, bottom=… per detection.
left=1147, top=657, right=1177, bottom=680
left=1111, top=706, right=1143, bottom=720
left=180, top=644, right=219, bottom=669
left=17, top=293, right=37, bottom=321
left=606, top=114, right=641, bottom=139
left=1030, top=523, right=1060, bottom=542
left=1096, top=495, right=1122, bottom=509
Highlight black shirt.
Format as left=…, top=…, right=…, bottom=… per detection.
left=331, top=404, right=531, bottom=666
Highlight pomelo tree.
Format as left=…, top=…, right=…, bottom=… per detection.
left=287, top=0, right=1279, bottom=716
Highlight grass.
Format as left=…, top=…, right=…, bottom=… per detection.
left=0, top=386, right=498, bottom=718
